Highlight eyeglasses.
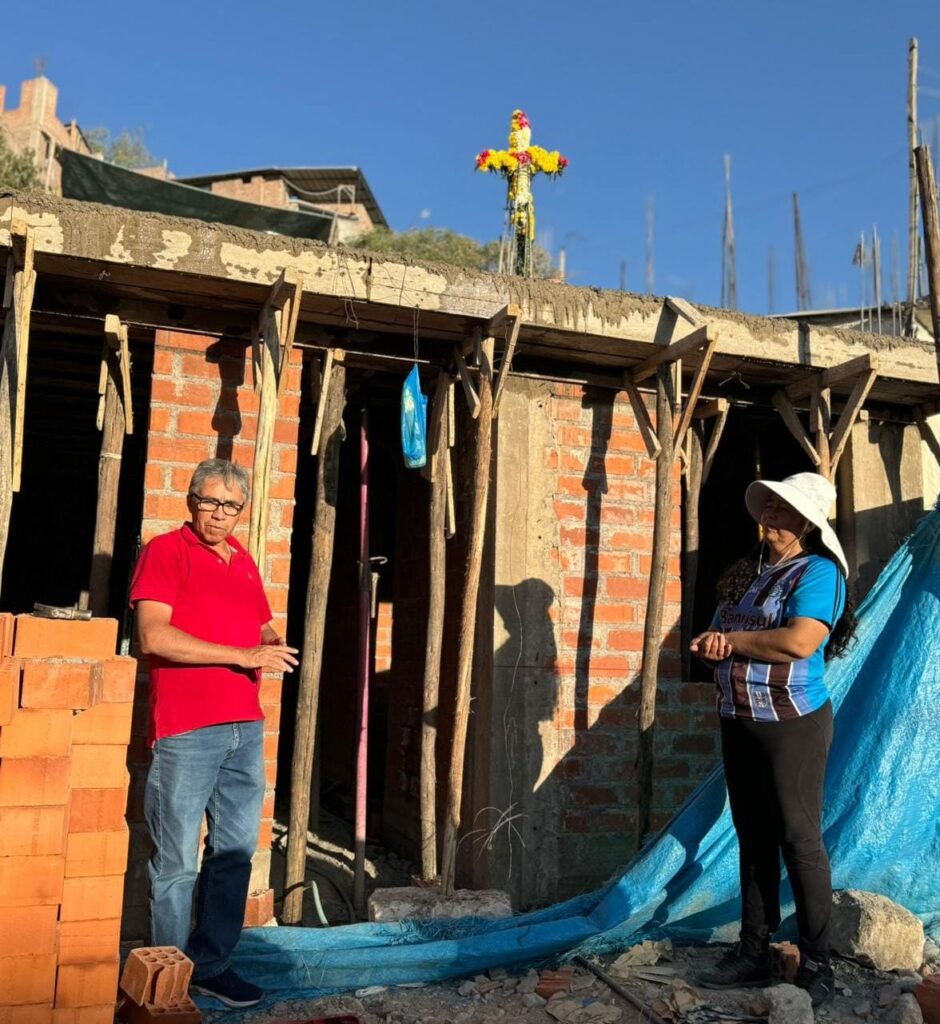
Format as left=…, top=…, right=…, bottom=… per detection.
left=189, top=493, right=245, bottom=516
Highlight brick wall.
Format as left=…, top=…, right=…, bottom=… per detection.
left=484, top=379, right=720, bottom=906
left=122, top=329, right=302, bottom=938
left=374, top=602, right=393, bottom=674
left=0, top=612, right=133, bottom=1021
left=209, top=176, right=289, bottom=209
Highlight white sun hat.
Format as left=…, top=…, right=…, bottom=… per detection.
left=745, top=471, right=848, bottom=578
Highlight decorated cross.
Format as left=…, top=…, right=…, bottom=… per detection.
left=475, top=110, right=568, bottom=277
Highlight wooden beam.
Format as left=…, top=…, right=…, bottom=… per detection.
left=636, top=363, right=676, bottom=847
left=700, top=400, right=730, bottom=486
left=310, top=348, right=339, bottom=456
left=420, top=370, right=449, bottom=882
left=665, top=295, right=705, bottom=327
left=631, top=324, right=708, bottom=384
left=84, top=315, right=133, bottom=617
left=914, top=407, right=940, bottom=467
left=772, top=390, right=822, bottom=467
left=485, top=302, right=521, bottom=335
left=914, top=145, right=940, bottom=383
left=693, top=397, right=729, bottom=420
left=672, top=331, right=718, bottom=458
left=453, top=339, right=481, bottom=418
left=441, top=335, right=495, bottom=897
left=785, top=353, right=879, bottom=402
left=811, top=384, right=832, bottom=479
left=283, top=360, right=346, bottom=925
left=829, top=369, right=878, bottom=478
left=622, top=373, right=661, bottom=459
left=491, top=310, right=522, bottom=418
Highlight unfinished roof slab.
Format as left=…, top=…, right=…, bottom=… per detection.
left=1, top=191, right=936, bottom=390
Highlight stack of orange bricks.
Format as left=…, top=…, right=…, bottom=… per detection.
left=117, top=948, right=199, bottom=1023
left=0, top=612, right=135, bottom=1024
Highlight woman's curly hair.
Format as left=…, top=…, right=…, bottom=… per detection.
left=716, top=527, right=858, bottom=661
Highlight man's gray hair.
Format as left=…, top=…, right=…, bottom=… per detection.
left=189, top=459, right=251, bottom=503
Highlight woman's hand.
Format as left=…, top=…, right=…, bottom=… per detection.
left=690, top=630, right=733, bottom=661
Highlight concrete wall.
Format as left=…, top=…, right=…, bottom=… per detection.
left=122, top=329, right=302, bottom=939
left=837, top=416, right=930, bottom=597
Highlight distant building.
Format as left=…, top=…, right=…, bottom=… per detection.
left=0, top=75, right=91, bottom=191
left=779, top=301, right=935, bottom=342
left=177, top=167, right=388, bottom=243
left=1, top=75, right=385, bottom=243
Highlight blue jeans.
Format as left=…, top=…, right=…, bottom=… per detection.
left=144, top=720, right=265, bottom=979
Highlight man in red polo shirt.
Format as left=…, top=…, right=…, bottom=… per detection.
left=130, top=458, right=298, bottom=1009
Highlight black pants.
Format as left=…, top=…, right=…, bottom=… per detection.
left=720, top=701, right=833, bottom=960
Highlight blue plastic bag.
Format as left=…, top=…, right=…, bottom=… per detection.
left=401, top=363, right=428, bottom=469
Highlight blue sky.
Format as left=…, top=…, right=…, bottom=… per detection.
left=3, top=1, right=939, bottom=313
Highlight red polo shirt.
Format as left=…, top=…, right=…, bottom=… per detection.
left=129, top=523, right=272, bottom=744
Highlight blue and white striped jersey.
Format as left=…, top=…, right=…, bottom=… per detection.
left=712, top=554, right=845, bottom=721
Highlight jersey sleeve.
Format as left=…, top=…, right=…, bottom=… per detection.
left=128, top=535, right=184, bottom=609
left=784, top=556, right=845, bottom=628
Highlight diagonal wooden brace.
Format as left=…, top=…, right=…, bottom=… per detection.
left=454, top=334, right=481, bottom=419
left=622, top=373, right=661, bottom=459
left=672, top=329, right=718, bottom=458
left=491, top=305, right=522, bottom=419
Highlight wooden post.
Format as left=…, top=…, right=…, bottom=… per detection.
left=636, top=363, right=675, bottom=848
left=914, top=145, right=940, bottom=381
left=440, top=332, right=494, bottom=897
left=0, top=219, right=36, bottom=593
left=85, top=316, right=134, bottom=616
left=282, top=358, right=346, bottom=925
left=907, top=38, right=920, bottom=336
left=680, top=421, right=703, bottom=682
left=419, top=371, right=449, bottom=881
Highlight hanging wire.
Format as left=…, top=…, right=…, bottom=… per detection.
left=413, top=307, right=420, bottom=362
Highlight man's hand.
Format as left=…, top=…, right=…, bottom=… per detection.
left=239, top=643, right=300, bottom=674
left=690, top=630, right=733, bottom=662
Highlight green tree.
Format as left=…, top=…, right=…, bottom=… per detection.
left=350, top=226, right=555, bottom=277
left=84, top=127, right=158, bottom=169
left=0, top=129, right=40, bottom=190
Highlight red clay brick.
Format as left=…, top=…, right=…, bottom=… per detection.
left=0, top=905, right=58, bottom=958
left=243, top=887, right=274, bottom=928
left=51, top=1006, right=115, bottom=1024
left=20, top=660, right=101, bottom=710
left=118, top=996, right=200, bottom=1024
left=65, top=826, right=130, bottom=878
left=57, top=918, right=122, bottom=966
left=0, top=1005, right=54, bottom=1024
left=146, top=438, right=213, bottom=465
left=14, top=618, right=118, bottom=660
left=0, top=805, right=68, bottom=856
left=120, top=947, right=192, bottom=1007
left=144, top=494, right=188, bottom=522
left=151, top=350, right=175, bottom=376
left=99, top=659, right=137, bottom=703
left=0, top=708, right=72, bottom=758
left=0, top=612, right=15, bottom=657
left=68, top=788, right=128, bottom=833
left=72, top=702, right=133, bottom=746
left=0, top=953, right=57, bottom=1005
left=70, top=744, right=129, bottom=790
left=0, top=854, right=65, bottom=907
left=0, top=756, right=70, bottom=806
left=60, top=876, right=125, bottom=923
left=55, top=959, right=121, bottom=1009
left=0, top=657, right=19, bottom=725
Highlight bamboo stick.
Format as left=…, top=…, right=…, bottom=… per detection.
left=914, top=145, right=940, bottom=380
left=440, top=335, right=494, bottom=897
left=283, top=361, right=346, bottom=925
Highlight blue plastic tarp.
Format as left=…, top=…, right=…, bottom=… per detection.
left=228, top=503, right=940, bottom=1006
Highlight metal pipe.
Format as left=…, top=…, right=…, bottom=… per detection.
left=572, top=956, right=669, bottom=1024
left=353, top=408, right=371, bottom=914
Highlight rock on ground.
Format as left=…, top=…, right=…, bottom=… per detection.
left=883, top=992, right=925, bottom=1024
left=766, top=984, right=813, bottom=1024
left=830, top=890, right=925, bottom=971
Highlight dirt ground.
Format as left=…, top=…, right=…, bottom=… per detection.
left=200, top=941, right=934, bottom=1024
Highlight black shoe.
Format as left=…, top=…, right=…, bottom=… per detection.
left=191, top=967, right=263, bottom=1008
left=697, top=943, right=773, bottom=989
left=794, top=955, right=835, bottom=1008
